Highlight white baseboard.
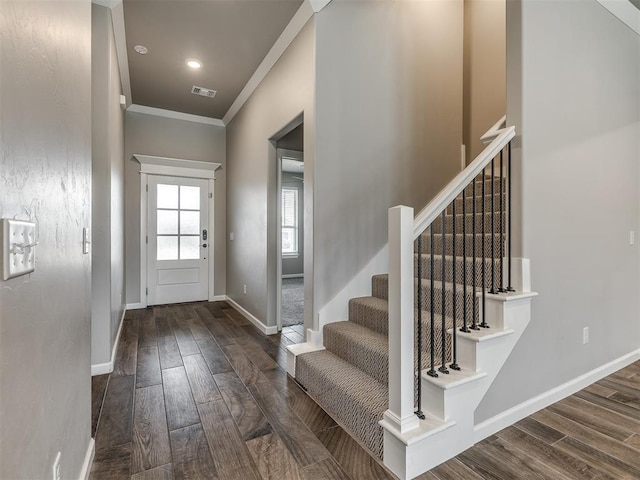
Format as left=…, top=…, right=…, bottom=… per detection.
left=125, top=302, right=145, bottom=310
left=282, top=274, right=304, bottom=279
left=226, top=297, right=278, bottom=335
left=212, top=294, right=227, bottom=301
left=78, top=437, right=95, bottom=480
left=91, top=308, right=126, bottom=376
left=474, top=348, right=640, bottom=442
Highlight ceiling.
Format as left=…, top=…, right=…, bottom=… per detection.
left=122, top=0, right=304, bottom=120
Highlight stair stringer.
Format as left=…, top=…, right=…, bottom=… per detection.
left=381, top=291, right=537, bottom=480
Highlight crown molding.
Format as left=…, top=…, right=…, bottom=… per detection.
left=596, top=0, right=640, bottom=35
left=92, top=0, right=120, bottom=7
left=96, top=0, right=335, bottom=126
left=309, top=0, right=332, bottom=13
left=222, top=1, right=315, bottom=125
left=127, top=104, right=225, bottom=127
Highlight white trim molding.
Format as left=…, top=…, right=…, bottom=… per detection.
left=308, top=0, right=332, bottom=12
left=126, top=302, right=146, bottom=310
left=222, top=2, right=314, bottom=125
left=134, top=154, right=222, bottom=179
left=226, top=297, right=278, bottom=335
left=91, top=309, right=126, bottom=376
left=78, top=438, right=95, bottom=480
left=127, top=104, right=225, bottom=127
left=474, top=348, right=640, bottom=442
left=135, top=155, right=221, bottom=308
left=596, top=0, right=640, bottom=36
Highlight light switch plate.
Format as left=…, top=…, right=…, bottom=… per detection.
left=2, top=219, right=37, bottom=280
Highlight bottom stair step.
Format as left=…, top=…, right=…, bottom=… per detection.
left=295, top=350, right=388, bottom=459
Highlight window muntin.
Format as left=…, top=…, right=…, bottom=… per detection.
left=156, top=184, right=201, bottom=260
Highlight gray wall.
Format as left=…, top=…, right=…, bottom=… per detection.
left=463, top=0, right=506, bottom=163
left=124, top=112, right=226, bottom=304
left=282, top=171, right=304, bottom=276
left=226, top=20, right=315, bottom=328
left=0, top=1, right=92, bottom=478
left=313, top=0, right=464, bottom=316
left=92, top=4, right=126, bottom=367
left=477, top=0, right=640, bottom=422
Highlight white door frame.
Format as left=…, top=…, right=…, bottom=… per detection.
left=276, top=148, right=303, bottom=331
left=134, top=154, right=221, bottom=308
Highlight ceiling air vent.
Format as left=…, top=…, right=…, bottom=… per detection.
left=191, top=86, right=217, bottom=99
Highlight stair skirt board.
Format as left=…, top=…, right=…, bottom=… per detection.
left=295, top=175, right=533, bottom=476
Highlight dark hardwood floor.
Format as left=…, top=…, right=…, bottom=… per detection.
left=91, top=301, right=640, bottom=480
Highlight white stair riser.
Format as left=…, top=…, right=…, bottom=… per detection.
left=382, top=293, right=536, bottom=480
left=422, top=377, right=487, bottom=421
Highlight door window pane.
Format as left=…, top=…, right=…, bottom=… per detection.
left=157, top=236, right=178, bottom=260
left=282, top=228, right=296, bottom=254
left=180, top=236, right=200, bottom=260
left=180, top=186, right=200, bottom=210
left=157, top=184, right=179, bottom=209
left=157, top=210, right=179, bottom=235
left=180, top=211, right=200, bottom=235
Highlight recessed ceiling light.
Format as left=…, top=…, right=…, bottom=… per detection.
left=133, top=45, right=148, bottom=55
left=186, top=58, right=202, bottom=69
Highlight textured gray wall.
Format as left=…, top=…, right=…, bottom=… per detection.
left=477, top=0, right=640, bottom=423
left=226, top=20, right=315, bottom=328
left=463, top=0, right=506, bottom=163
left=92, top=4, right=126, bottom=367
left=124, top=112, right=227, bottom=304
left=0, top=1, right=92, bottom=478
left=313, top=0, right=464, bottom=316
left=282, top=171, right=304, bottom=276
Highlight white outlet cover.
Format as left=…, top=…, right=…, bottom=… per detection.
left=2, top=219, right=37, bottom=280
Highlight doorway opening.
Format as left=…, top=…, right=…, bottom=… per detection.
left=275, top=122, right=304, bottom=335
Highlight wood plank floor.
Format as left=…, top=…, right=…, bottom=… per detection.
left=91, top=301, right=640, bottom=480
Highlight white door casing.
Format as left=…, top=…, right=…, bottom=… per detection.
left=135, top=155, right=221, bottom=308
left=147, top=175, right=209, bottom=305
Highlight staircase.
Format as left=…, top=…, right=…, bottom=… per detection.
left=294, top=176, right=502, bottom=454
left=288, top=121, right=537, bottom=479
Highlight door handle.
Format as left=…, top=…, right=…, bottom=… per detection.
left=202, top=243, right=208, bottom=248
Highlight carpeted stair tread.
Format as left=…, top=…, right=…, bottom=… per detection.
left=369, top=274, right=479, bottom=322
left=349, top=296, right=389, bottom=334
left=420, top=232, right=505, bottom=258
left=371, top=274, right=389, bottom=301
left=324, top=321, right=388, bottom=386
left=432, top=211, right=505, bottom=235
left=296, top=350, right=388, bottom=459
left=415, top=253, right=502, bottom=289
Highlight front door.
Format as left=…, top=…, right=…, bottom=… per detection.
left=147, top=175, right=209, bottom=305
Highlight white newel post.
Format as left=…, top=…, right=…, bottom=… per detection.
left=384, top=206, right=420, bottom=434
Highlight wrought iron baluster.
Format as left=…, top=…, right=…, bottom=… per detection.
left=489, top=158, right=497, bottom=294
left=461, top=182, right=470, bottom=333
left=499, top=149, right=505, bottom=292
left=450, top=198, right=460, bottom=371
left=480, top=168, right=489, bottom=328
left=415, top=236, right=425, bottom=419
left=471, top=176, right=480, bottom=330
left=427, top=224, right=438, bottom=378
left=506, top=142, right=515, bottom=292
left=439, top=212, right=449, bottom=374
